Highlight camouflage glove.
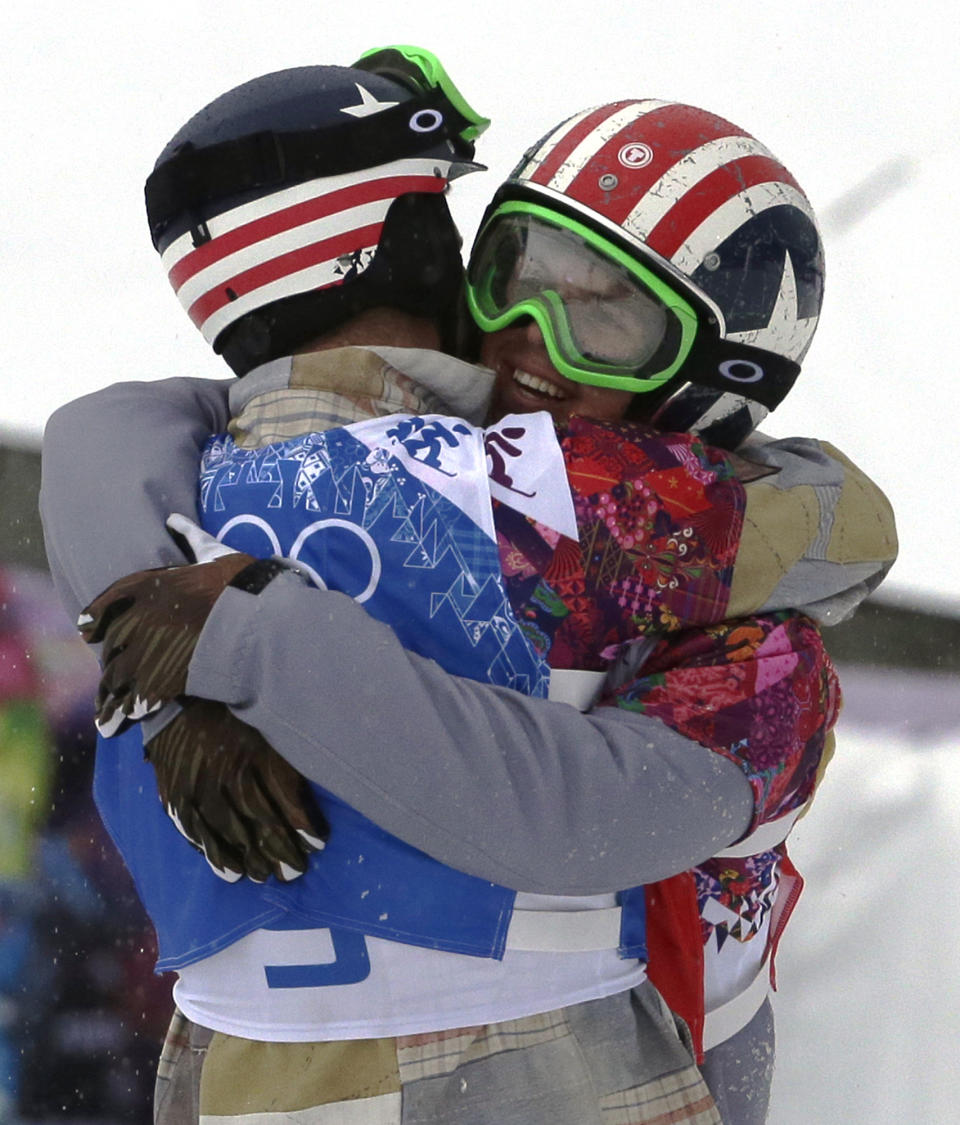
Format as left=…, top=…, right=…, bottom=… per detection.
left=149, top=698, right=328, bottom=883
left=78, top=551, right=288, bottom=736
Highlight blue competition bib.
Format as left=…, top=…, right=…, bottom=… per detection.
left=199, top=419, right=549, bottom=693
left=96, top=414, right=547, bottom=969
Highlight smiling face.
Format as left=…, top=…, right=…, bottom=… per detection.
left=481, top=318, right=636, bottom=424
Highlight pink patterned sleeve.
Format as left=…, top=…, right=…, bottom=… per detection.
left=606, top=611, right=841, bottom=832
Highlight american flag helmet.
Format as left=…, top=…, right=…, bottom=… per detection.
left=145, top=48, right=489, bottom=374
left=470, top=100, right=824, bottom=447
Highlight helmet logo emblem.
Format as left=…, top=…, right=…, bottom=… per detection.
left=718, top=359, right=764, bottom=383
left=618, top=142, right=653, bottom=169
left=341, top=84, right=399, bottom=118
left=410, top=109, right=444, bottom=133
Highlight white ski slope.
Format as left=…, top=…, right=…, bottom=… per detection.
left=769, top=664, right=960, bottom=1123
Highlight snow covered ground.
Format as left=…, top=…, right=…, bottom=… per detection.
left=769, top=663, right=960, bottom=1123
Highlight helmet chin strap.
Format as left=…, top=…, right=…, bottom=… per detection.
left=648, top=382, right=771, bottom=450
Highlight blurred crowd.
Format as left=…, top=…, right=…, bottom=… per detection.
left=0, top=566, right=172, bottom=1124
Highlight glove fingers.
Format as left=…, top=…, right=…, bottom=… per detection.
left=94, top=670, right=134, bottom=737
left=95, top=662, right=164, bottom=736
left=164, top=792, right=246, bottom=884
left=148, top=720, right=247, bottom=881
left=187, top=770, right=277, bottom=884
left=147, top=698, right=323, bottom=884
left=192, top=808, right=250, bottom=883
left=204, top=853, right=245, bottom=884
left=149, top=703, right=266, bottom=879
left=260, top=786, right=328, bottom=868
left=220, top=806, right=276, bottom=885
left=94, top=706, right=134, bottom=739
left=241, top=756, right=330, bottom=868
left=77, top=593, right=136, bottom=644
left=95, top=632, right=196, bottom=732
left=262, top=762, right=330, bottom=851
left=91, top=612, right=158, bottom=728
left=255, top=820, right=311, bottom=882
left=229, top=769, right=313, bottom=881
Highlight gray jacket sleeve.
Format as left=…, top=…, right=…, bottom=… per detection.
left=187, top=576, right=754, bottom=895
left=39, top=377, right=232, bottom=618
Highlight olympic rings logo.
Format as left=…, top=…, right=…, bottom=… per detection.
left=216, top=515, right=382, bottom=604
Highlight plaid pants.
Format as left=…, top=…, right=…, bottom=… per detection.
left=155, top=983, right=721, bottom=1125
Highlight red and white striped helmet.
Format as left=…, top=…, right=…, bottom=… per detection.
left=145, top=50, right=488, bottom=374
left=492, top=99, right=824, bottom=445
left=156, top=157, right=453, bottom=350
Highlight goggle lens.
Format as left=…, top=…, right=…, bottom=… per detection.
left=467, top=203, right=699, bottom=392
left=496, top=221, right=669, bottom=367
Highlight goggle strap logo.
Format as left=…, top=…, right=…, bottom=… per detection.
left=409, top=109, right=444, bottom=134
left=697, top=339, right=800, bottom=408
left=718, top=358, right=765, bottom=384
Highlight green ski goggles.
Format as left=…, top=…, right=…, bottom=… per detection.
left=466, top=201, right=707, bottom=393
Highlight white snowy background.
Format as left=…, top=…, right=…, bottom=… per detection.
left=3, top=2, right=959, bottom=1120
left=771, top=666, right=960, bottom=1122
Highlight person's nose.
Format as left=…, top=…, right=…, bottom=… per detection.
left=523, top=318, right=547, bottom=348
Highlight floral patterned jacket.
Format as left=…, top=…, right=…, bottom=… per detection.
left=496, top=414, right=892, bottom=1056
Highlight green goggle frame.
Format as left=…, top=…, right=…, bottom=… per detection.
left=466, top=200, right=702, bottom=393
left=354, top=45, right=491, bottom=144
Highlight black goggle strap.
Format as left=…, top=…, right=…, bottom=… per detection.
left=146, top=91, right=466, bottom=249
left=685, top=334, right=800, bottom=410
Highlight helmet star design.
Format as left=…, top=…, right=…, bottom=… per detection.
left=340, top=83, right=400, bottom=117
